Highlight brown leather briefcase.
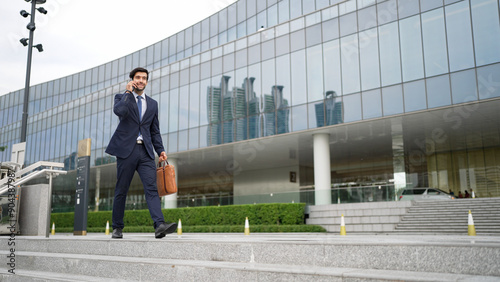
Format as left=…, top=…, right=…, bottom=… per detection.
left=156, top=161, right=177, bottom=197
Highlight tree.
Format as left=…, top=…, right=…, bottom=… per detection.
left=0, top=146, right=6, bottom=152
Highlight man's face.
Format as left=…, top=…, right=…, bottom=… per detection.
left=132, top=72, right=148, bottom=91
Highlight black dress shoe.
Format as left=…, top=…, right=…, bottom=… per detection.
left=112, top=228, right=123, bottom=239
left=155, top=222, right=177, bottom=239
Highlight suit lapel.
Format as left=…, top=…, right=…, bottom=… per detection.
left=143, top=96, right=154, bottom=121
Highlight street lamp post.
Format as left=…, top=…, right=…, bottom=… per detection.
left=20, top=0, right=47, bottom=143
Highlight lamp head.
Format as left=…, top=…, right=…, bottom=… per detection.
left=37, top=7, right=47, bottom=14
left=34, top=44, right=43, bottom=52
left=20, top=10, right=29, bottom=17
left=20, top=38, right=29, bottom=46
left=26, top=22, right=36, bottom=31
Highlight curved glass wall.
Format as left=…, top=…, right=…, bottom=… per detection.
left=1, top=0, right=500, bottom=208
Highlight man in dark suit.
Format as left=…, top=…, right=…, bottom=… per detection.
left=106, top=67, right=177, bottom=239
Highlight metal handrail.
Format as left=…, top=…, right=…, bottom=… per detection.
left=0, top=161, right=66, bottom=238
left=0, top=161, right=64, bottom=190
left=0, top=169, right=67, bottom=195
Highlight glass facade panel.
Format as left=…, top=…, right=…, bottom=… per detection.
left=169, top=88, right=179, bottom=132
left=2, top=0, right=500, bottom=209
left=471, top=0, right=500, bottom=66
left=426, top=74, right=452, bottom=108
left=421, top=8, right=449, bottom=77
left=451, top=69, right=478, bottom=104
left=290, top=0, right=302, bottom=19
left=178, top=130, right=188, bottom=152
left=362, top=89, right=382, bottom=119
left=278, top=0, right=290, bottom=23
left=400, top=15, right=424, bottom=82
left=382, top=84, right=404, bottom=116
left=276, top=54, right=292, bottom=107
left=403, top=79, right=427, bottom=112
left=378, top=22, right=401, bottom=86
left=341, top=34, right=360, bottom=94
left=323, top=40, right=342, bottom=98
left=306, top=45, right=324, bottom=102
left=359, top=28, right=380, bottom=90
left=358, top=5, right=377, bottom=31
left=291, top=50, right=307, bottom=105
left=290, top=29, right=306, bottom=52
left=179, top=86, right=189, bottom=130
left=398, top=0, right=420, bottom=19
left=308, top=101, right=320, bottom=128
left=340, top=12, right=358, bottom=36
left=322, top=18, right=339, bottom=42
left=276, top=34, right=290, bottom=56
left=343, top=93, right=362, bottom=122
left=477, top=63, right=500, bottom=100
left=292, top=104, right=308, bottom=131
left=262, top=60, right=276, bottom=112
left=445, top=0, right=475, bottom=72
left=306, top=24, right=322, bottom=47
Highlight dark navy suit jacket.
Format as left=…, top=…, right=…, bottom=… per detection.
left=105, top=92, right=164, bottom=159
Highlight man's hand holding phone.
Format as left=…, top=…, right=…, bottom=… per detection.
left=126, top=81, right=137, bottom=93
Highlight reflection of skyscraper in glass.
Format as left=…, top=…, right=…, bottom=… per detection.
left=315, top=90, right=343, bottom=127
left=208, top=76, right=230, bottom=145
left=233, top=82, right=247, bottom=141
left=273, top=86, right=290, bottom=134
left=245, top=78, right=261, bottom=139
left=207, top=76, right=291, bottom=143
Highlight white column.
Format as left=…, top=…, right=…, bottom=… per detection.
left=162, top=158, right=178, bottom=209
left=313, top=133, right=331, bottom=205
left=391, top=121, right=407, bottom=200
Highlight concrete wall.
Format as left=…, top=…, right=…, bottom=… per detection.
left=19, top=184, right=50, bottom=236
left=233, top=165, right=300, bottom=205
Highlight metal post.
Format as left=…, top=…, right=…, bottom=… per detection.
left=46, top=171, right=53, bottom=238
left=20, top=0, right=38, bottom=143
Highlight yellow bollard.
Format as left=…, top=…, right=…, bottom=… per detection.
left=340, top=214, right=346, bottom=236
left=51, top=222, right=55, bottom=235
left=244, top=217, right=250, bottom=235
left=177, top=219, right=182, bottom=235
left=105, top=221, right=110, bottom=235
left=468, top=210, right=476, bottom=236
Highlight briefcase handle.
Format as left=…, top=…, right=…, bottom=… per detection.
left=157, top=160, right=170, bottom=168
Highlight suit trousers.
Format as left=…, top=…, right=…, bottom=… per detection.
left=112, top=143, right=164, bottom=230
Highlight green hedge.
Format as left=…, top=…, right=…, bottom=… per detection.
left=51, top=203, right=312, bottom=231
left=55, top=224, right=326, bottom=233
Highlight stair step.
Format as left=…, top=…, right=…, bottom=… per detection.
left=1, top=258, right=499, bottom=282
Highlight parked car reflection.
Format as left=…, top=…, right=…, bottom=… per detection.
left=398, top=187, right=455, bottom=201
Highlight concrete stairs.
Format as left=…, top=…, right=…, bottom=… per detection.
left=1, top=234, right=500, bottom=281
left=306, top=201, right=412, bottom=233
left=394, top=198, right=500, bottom=235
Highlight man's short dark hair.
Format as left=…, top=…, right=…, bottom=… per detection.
left=129, top=67, right=149, bottom=81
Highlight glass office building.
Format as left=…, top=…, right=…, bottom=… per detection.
left=1, top=0, right=500, bottom=211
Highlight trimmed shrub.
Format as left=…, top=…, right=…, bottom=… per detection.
left=50, top=203, right=314, bottom=233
